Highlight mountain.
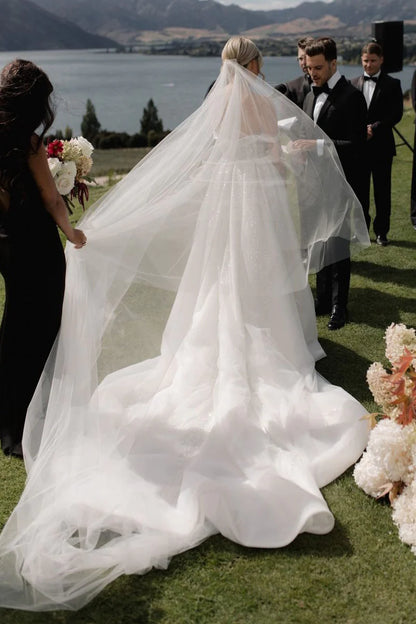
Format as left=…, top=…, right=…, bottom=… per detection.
left=29, top=0, right=416, bottom=45
left=0, top=0, right=119, bottom=51
left=27, top=0, right=275, bottom=35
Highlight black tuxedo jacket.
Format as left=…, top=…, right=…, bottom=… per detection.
left=303, top=75, right=367, bottom=194
left=350, top=72, right=403, bottom=158
left=275, top=74, right=311, bottom=109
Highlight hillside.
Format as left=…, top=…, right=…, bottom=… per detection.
left=0, top=0, right=118, bottom=52
left=30, top=0, right=416, bottom=45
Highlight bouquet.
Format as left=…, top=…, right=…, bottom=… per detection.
left=47, top=136, right=94, bottom=212
left=354, top=323, right=416, bottom=553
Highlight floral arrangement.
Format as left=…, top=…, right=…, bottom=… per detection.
left=47, top=136, right=94, bottom=211
left=354, top=323, right=416, bottom=552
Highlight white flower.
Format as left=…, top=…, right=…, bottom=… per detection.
left=369, top=419, right=415, bottom=483
left=392, top=480, right=416, bottom=548
left=62, top=141, right=81, bottom=163
left=354, top=419, right=415, bottom=497
left=353, top=451, right=390, bottom=498
left=55, top=160, right=76, bottom=195
left=74, top=136, right=94, bottom=158
left=48, top=157, right=62, bottom=178
left=75, top=154, right=93, bottom=178
left=366, top=362, right=394, bottom=414
left=385, top=323, right=416, bottom=365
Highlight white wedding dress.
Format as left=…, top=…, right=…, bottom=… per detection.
left=0, top=61, right=370, bottom=611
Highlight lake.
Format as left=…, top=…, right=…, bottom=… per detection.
left=0, top=49, right=414, bottom=136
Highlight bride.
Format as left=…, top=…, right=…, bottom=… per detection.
left=0, top=37, right=370, bottom=611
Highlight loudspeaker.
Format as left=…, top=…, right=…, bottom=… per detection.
left=371, top=21, right=403, bottom=73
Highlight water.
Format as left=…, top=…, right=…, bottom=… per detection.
left=0, top=49, right=414, bottom=136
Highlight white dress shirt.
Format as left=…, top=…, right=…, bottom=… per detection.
left=313, top=70, right=341, bottom=123
left=363, top=71, right=381, bottom=108
left=313, top=70, right=341, bottom=155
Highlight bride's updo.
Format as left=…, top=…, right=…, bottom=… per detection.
left=221, top=36, right=264, bottom=72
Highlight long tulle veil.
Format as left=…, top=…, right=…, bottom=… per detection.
left=0, top=60, right=370, bottom=611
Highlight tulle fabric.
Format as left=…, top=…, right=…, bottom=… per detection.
left=0, top=61, right=370, bottom=611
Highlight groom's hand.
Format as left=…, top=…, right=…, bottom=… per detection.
left=289, top=139, right=317, bottom=151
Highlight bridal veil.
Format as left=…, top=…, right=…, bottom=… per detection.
left=0, top=60, right=369, bottom=610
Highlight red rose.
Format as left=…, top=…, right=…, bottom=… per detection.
left=47, top=139, right=64, bottom=158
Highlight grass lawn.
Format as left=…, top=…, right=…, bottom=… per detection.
left=90, top=147, right=151, bottom=178
left=0, top=108, right=415, bottom=623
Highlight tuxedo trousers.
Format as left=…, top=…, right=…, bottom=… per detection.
left=361, top=155, right=393, bottom=236
left=316, top=255, right=351, bottom=310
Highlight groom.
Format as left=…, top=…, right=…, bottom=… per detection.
left=301, top=37, right=367, bottom=330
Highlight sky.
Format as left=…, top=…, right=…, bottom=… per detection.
left=215, top=0, right=333, bottom=11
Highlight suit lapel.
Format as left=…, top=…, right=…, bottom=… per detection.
left=316, top=76, right=345, bottom=122
left=317, top=95, right=332, bottom=121
left=303, top=91, right=314, bottom=117
left=368, top=73, right=384, bottom=111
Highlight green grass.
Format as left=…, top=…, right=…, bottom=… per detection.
left=90, top=147, right=151, bottom=178
left=1, top=111, right=416, bottom=623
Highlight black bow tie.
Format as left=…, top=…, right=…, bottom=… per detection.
left=312, top=84, right=330, bottom=96
left=364, top=75, right=378, bottom=82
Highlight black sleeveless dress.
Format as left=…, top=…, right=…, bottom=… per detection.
left=0, top=168, right=66, bottom=456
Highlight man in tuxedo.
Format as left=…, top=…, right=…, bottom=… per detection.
left=275, top=36, right=313, bottom=108
left=351, top=42, right=403, bottom=245
left=297, top=37, right=367, bottom=330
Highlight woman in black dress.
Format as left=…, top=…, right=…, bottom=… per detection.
left=0, top=59, right=87, bottom=458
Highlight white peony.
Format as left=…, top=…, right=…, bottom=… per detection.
left=48, top=157, right=62, bottom=178
left=75, top=136, right=94, bottom=158
left=55, top=160, right=76, bottom=196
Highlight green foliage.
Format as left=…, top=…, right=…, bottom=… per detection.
left=0, top=111, right=416, bottom=623
left=147, top=129, right=170, bottom=147
left=63, top=126, right=73, bottom=140
left=140, top=98, right=164, bottom=137
left=81, top=98, right=101, bottom=144
left=127, top=132, right=148, bottom=148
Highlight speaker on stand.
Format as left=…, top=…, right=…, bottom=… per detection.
left=371, top=20, right=403, bottom=73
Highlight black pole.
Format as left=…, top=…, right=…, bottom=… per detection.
left=393, top=125, right=414, bottom=153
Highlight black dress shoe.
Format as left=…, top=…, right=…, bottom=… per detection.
left=376, top=235, right=388, bottom=246
left=314, top=299, right=331, bottom=316
left=11, top=442, right=23, bottom=459
left=1, top=437, right=23, bottom=458
left=327, top=305, right=348, bottom=330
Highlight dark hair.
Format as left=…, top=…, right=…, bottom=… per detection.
left=0, top=59, right=55, bottom=192
left=305, top=37, right=337, bottom=61
left=361, top=41, right=383, bottom=57
left=297, top=36, right=314, bottom=50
